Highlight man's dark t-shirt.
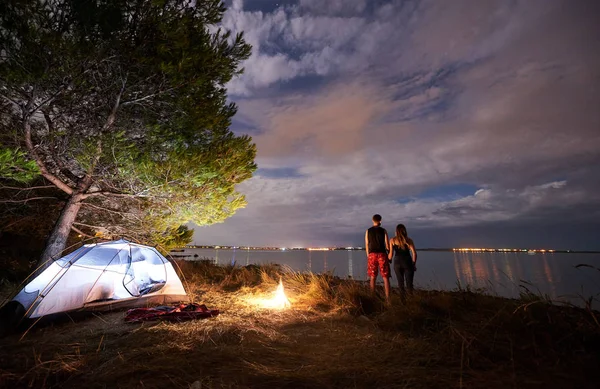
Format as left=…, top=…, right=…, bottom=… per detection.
left=367, top=226, right=387, bottom=253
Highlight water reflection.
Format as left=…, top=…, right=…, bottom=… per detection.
left=348, top=249, right=353, bottom=279
left=452, top=251, right=560, bottom=299
left=540, top=253, right=559, bottom=297
left=501, top=252, right=515, bottom=281
left=542, top=254, right=554, bottom=283
left=514, top=254, right=524, bottom=283
left=454, top=252, right=512, bottom=292
left=491, top=256, right=500, bottom=282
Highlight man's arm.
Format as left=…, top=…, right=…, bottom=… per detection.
left=384, top=229, right=390, bottom=256
left=365, top=230, right=369, bottom=256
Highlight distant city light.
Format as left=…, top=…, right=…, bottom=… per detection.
left=178, top=245, right=560, bottom=253
left=452, top=248, right=556, bottom=253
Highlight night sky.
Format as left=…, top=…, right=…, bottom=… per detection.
left=191, top=0, right=600, bottom=250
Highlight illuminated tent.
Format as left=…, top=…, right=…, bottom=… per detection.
left=4, top=239, right=188, bottom=320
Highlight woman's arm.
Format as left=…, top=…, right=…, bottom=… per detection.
left=409, top=240, right=417, bottom=270
left=388, top=237, right=394, bottom=260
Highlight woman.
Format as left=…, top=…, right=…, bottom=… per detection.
left=388, top=224, right=417, bottom=295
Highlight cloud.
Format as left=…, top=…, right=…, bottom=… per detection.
left=298, top=0, right=367, bottom=16
left=221, top=0, right=396, bottom=95
left=221, top=0, right=358, bottom=95
left=251, top=81, right=395, bottom=157
left=193, top=176, right=597, bottom=247
left=199, top=0, right=600, bottom=249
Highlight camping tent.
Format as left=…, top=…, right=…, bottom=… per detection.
left=5, top=239, right=188, bottom=319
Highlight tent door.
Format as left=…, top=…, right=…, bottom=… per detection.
left=122, top=246, right=168, bottom=296
left=123, top=267, right=139, bottom=297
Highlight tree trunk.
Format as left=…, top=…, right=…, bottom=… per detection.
left=38, top=194, right=83, bottom=269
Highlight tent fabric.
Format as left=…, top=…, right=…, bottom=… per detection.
left=9, top=239, right=188, bottom=319
left=124, top=303, right=219, bottom=323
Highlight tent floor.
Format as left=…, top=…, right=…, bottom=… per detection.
left=0, top=294, right=189, bottom=336
left=82, top=293, right=189, bottom=312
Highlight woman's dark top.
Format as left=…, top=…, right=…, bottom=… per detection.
left=367, top=226, right=387, bottom=253
left=393, top=242, right=413, bottom=269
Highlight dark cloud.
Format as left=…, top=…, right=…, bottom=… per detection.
left=256, top=167, right=305, bottom=178
left=192, top=0, right=600, bottom=249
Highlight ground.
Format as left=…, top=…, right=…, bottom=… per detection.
left=1, top=262, right=599, bottom=388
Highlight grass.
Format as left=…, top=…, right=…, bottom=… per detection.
left=1, top=260, right=600, bottom=388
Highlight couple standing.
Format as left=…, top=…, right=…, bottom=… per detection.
left=365, top=214, right=417, bottom=301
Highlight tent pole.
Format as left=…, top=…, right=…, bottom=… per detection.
left=83, top=247, right=127, bottom=303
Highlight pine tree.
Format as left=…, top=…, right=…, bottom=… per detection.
left=0, top=0, right=256, bottom=266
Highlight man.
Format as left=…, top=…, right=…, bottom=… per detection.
left=365, top=214, right=391, bottom=301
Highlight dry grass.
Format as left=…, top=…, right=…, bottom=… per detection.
left=1, top=261, right=600, bottom=389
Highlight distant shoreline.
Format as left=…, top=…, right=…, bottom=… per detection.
left=176, top=247, right=600, bottom=254
left=421, top=248, right=600, bottom=254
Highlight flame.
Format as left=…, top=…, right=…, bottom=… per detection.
left=252, top=278, right=291, bottom=310
left=274, top=278, right=291, bottom=309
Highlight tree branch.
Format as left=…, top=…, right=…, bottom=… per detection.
left=42, top=109, right=81, bottom=184
left=23, top=119, right=74, bottom=195
left=0, top=92, right=21, bottom=108
left=30, top=87, right=66, bottom=113
left=0, top=196, right=58, bottom=203
left=0, top=185, right=56, bottom=191
left=82, top=202, right=140, bottom=218
left=121, top=86, right=176, bottom=106
left=73, top=221, right=107, bottom=230
left=42, top=109, right=54, bottom=133
left=80, top=190, right=148, bottom=200
left=73, top=222, right=144, bottom=240
left=71, top=225, right=95, bottom=238
left=78, top=77, right=129, bottom=183
left=102, top=76, right=127, bottom=132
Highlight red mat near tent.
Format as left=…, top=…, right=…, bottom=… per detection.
left=125, top=303, right=219, bottom=323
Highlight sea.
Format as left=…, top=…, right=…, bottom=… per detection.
left=172, top=248, right=600, bottom=306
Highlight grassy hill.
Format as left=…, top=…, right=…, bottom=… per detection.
left=1, top=261, right=599, bottom=388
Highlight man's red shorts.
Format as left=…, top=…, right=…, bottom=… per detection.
left=367, top=252, right=390, bottom=278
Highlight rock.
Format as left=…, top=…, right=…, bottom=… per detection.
left=190, top=381, right=201, bottom=389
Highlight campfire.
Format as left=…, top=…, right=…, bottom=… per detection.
left=251, top=278, right=291, bottom=310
